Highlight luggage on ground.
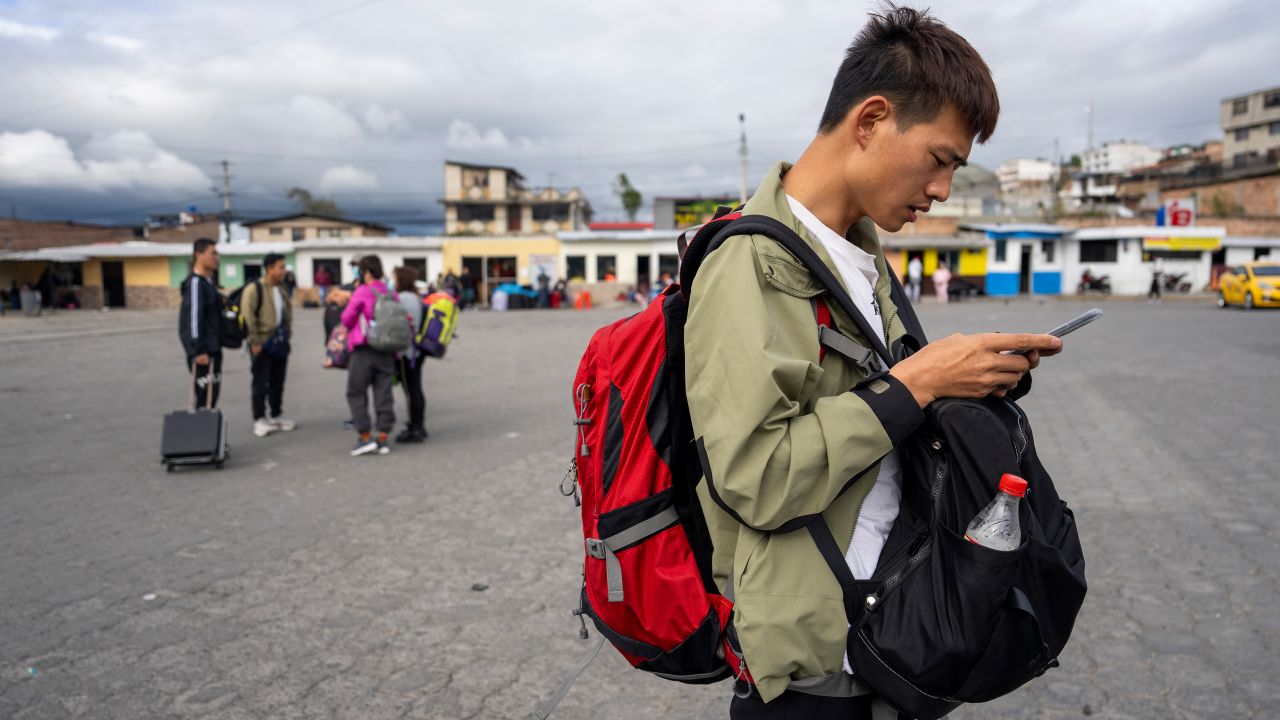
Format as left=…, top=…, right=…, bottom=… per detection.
left=161, top=367, right=228, bottom=471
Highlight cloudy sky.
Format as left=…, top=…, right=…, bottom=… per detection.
left=0, top=0, right=1276, bottom=229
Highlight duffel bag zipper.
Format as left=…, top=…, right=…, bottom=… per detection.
left=864, top=444, right=947, bottom=612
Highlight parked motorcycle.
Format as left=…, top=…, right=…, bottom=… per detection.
left=1077, top=270, right=1112, bottom=295
left=1161, top=272, right=1193, bottom=293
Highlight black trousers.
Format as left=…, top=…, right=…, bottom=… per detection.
left=731, top=690, right=875, bottom=720
left=251, top=351, right=288, bottom=420
left=398, top=354, right=426, bottom=431
left=186, top=353, right=222, bottom=410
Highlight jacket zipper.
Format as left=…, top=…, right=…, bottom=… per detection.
left=864, top=451, right=947, bottom=611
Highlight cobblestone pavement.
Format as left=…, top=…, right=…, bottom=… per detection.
left=0, top=297, right=1275, bottom=719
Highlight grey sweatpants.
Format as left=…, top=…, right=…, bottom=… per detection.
left=347, top=346, right=396, bottom=434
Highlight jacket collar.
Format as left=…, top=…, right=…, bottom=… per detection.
left=743, top=161, right=903, bottom=348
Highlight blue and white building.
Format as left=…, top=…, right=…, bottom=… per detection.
left=959, top=223, right=1073, bottom=296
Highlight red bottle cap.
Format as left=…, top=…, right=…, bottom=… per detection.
left=999, top=473, right=1028, bottom=498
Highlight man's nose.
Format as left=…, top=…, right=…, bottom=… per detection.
left=927, top=176, right=953, bottom=203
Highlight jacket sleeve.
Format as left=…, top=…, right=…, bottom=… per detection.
left=340, top=286, right=364, bottom=329
left=242, top=282, right=264, bottom=340
left=178, top=277, right=197, bottom=357
left=684, top=236, right=924, bottom=532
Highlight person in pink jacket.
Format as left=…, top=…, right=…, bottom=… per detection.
left=341, top=255, right=398, bottom=456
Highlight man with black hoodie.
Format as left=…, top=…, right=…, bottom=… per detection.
left=178, top=238, right=223, bottom=409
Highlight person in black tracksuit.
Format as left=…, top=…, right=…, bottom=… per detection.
left=178, top=238, right=223, bottom=409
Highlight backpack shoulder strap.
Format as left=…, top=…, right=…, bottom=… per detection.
left=708, top=215, right=895, bottom=368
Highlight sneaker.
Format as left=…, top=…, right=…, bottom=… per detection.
left=253, top=418, right=275, bottom=437
left=377, top=439, right=391, bottom=455
left=351, top=437, right=378, bottom=456
left=271, top=417, right=297, bottom=432
left=395, top=427, right=425, bottom=444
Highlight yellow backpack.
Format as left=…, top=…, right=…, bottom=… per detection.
left=415, top=292, right=459, bottom=358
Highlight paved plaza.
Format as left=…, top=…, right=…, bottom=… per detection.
left=0, top=297, right=1276, bottom=719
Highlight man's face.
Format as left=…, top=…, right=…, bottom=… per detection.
left=196, top=246, right=219, bottom=272
left=266, top=260, right=286, bottom=284
left=855, top=103, right=973, bottom=233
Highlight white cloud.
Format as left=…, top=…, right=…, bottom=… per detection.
left=362, top=105, right=410, bottom=136
left=0, top=129, right=210, bottom=194
left=0, top=19, right=60, bottom=42
left=87, top=32, right=143, bottom=52
left=446, top=119, right=510, bottom=151
left=319, top=165, right=379, bottom=193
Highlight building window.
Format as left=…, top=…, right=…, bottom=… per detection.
left=1042, top=240, right=1055, bottom=264
left=597, top=255, right=618, bottom=282
left=291, top=228, right=305, bottom=241
left=269, top=227, right=284, bottom=236
left=1079, top=240, right=1118, bottom=263
left=994, top=239, right=1007, bottom=263
left=1233, top=98, right=1248, bottom=115
left=1235, top=128, right=1250, bottom=141
left=1233, top=151, right=1259, bottom=168
left=317, top=227, right=345, bottom=238
left=402, top=257, right=427, bottom=283
left=566, top=255, right=586, bottom=281
left=1266, top=92, right=1280, bottom=109
left=458, top=204, right=495, bottom=222
left=532, top=203, right=571, bottom=222
left=1270, top=121, right=1280, bottom=136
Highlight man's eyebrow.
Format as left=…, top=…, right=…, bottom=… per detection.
left=932, top=147, right=968, bottom=167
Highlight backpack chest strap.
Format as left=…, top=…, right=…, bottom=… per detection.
left=814, top=296, right=878, bottom=374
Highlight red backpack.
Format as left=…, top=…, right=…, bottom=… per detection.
left=536, top=211, right=852, bottom=718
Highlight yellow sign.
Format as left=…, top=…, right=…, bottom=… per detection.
left=1143, top=237, right=1221, bottom=251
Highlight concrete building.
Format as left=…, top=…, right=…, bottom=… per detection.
left=292, top=237, right=443, bottom=293
left=959, top=224, right=1073, bottom=296
left=653, top=196, right=739, bottom=231
left=442, top=161, right=590, bottom=236
left=439, top=234, right=561, bottom=305
left=1065, top=225, right=1226, bottom=295
left=1221, top=86, right=1280, bottom=168
left=1069, top=142, right=1164, bottom=211
left=996, top=158, right=1058, bottom=216
left=928, top=164, right=1000, bottom=217
left=243, top=214, right=392, bottom=243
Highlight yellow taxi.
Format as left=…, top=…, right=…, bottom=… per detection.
left=1219, top=262, right=1280, bottom=309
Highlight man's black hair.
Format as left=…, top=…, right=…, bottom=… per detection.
left=192, top=237, right=216, bottom=258
left=358, top=255, right=384, bottom=280
left=262, top=253, right=286, bottom=270
left=819, top=3, right=999, bottom=143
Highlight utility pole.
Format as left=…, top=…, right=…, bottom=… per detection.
left=738, top=113, right=749, bottom=205
left=219, top=160, right=232, bottom=244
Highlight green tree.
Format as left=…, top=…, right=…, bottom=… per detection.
left=612, top=173, right=643, bottom=222
left=286, top=187, right=342, bottom=217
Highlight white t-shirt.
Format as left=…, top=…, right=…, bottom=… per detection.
left=273, top=286, right=286, bottom=327
left=785, top=196, right=903, bottom=673
left=908, top=257, right=923, bottom=281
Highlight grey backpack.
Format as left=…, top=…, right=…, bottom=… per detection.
left=365, top=287, right=412, bottom=353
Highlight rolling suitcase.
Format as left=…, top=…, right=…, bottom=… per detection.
left=161, top=365, right=228, bottom=471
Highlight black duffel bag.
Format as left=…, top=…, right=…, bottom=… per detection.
left=809, top=395, right=1088, bottom=719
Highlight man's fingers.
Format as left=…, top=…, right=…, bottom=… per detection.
left=982, top=333, right=1062, bottom=353
left=1026, top=350, right=1040, bottom=369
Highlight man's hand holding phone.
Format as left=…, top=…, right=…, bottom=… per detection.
left=890, top=333, right=1063, bottom=408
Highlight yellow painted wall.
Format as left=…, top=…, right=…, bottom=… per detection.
left=125, top=257, right=171, bottom=285
left=958, top=249, right=987, bottom=276
left=83, top=259, right=102, bottom=287
left=924, top=249, right=938, bottom=275
left=441, top=236, right=560, bottom=280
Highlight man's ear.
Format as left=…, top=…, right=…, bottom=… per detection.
left=851, top=96, right=891, bottom=150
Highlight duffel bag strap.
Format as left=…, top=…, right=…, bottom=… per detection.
left=586, top=506, right=680, bottom=603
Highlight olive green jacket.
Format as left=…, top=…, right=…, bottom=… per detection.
left=242, top=279, right=293, bottom=348
left=685, top=161, right=924, bottom=702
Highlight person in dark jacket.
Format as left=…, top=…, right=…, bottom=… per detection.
left=178, top=238, right=223, bottom=409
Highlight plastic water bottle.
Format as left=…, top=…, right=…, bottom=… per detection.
left=964, top=474, right=1027, bottom=551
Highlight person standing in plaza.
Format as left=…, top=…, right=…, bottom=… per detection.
left=932, top=260, right=952, bottom=304
left=177, top=238, right=223, bottom=409
left=1148, top=255, right=1163, bottom=301
left=906, top=254, right=923, bottom=302
left=242, top=253, right=297, bottom=437
left=393, top=266, right=427, bottom=443
left=314, top=264, right=333, bottom=305
left=342, top=255, right=398, bottom=456
left=682, top=6, right=1062, bottom=718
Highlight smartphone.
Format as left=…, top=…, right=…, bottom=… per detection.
left=1008, top=307, right=1103, bottom=355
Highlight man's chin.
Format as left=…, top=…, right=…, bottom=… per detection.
left=875, top=216, right=908, bottom=232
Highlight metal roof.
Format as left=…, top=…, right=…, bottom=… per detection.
left=881, top=234, right=991, bottom=250
left=959, top=223, right=1072, bottom=238
left=558, top=229, right=681, bottom=243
